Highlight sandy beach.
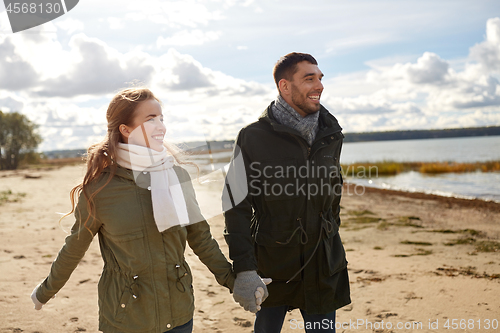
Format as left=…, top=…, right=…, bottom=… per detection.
left=0, top=164, right=499, bottom=333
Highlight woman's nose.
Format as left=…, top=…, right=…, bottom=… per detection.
left=156, top=118, right=166, bottom=131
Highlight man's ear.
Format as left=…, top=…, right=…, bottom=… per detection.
left=278, top=79, right=290, bottom=96
left=119, top=124, right=131, bottom=139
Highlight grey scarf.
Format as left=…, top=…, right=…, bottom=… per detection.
left=271, top=95, right=319, bottom=146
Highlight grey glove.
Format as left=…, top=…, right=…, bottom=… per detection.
left=233, top=270, right=272, bottom=313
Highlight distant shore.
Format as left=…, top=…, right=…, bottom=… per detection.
left=343, top=125, right=500, bottom=143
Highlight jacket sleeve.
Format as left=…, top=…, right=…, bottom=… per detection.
left=332, top=136, right=344, bottom=226
left=222, top=129, right=258, bottom=274
left=36, top=193, right=102, bottom=304
left=179, top=168, right=236, bottom=291
left=186, top=221, right=235, bottom=292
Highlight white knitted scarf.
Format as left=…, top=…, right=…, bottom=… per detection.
left=116, top=143, right=190, bottom=232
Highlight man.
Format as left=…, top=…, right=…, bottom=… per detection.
left=223, top=52, right=350, bottom=332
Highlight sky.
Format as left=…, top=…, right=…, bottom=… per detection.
left=0, top=0, right=500, bottom=152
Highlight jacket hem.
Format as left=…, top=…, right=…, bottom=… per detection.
left=99, top=313, right=194, bottom=333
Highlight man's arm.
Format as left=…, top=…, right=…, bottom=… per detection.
left=222, top=130, right=271, bottom=312
left=222, top=130, right=257, bottom=273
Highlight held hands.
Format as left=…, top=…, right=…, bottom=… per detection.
left=233, top=270, right=272, bottom=313
left=254, top=282, right=271, bottom=312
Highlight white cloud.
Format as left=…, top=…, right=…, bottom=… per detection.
left=470, top=17, right=500, bottom=72
left=125, top=0, right=224, bottom=28
left=107, top=17, right=124, bottom=30
left=1, top=3, right=499, bottom=150
left=0, top=38, right=39, bottom=90
left=405, top=52, right=450, bottom=84
left=157, top=30, right=221, bottom=47
left=0, top=36, right=272, bottom=149
left=0, top=94, right=24, bottom=112
left=154, top=50, right=215, bottom=91
left=367, top=52, right=451, bottom=85
left=55, top=18, right=85, bottom=34
left=326, top=32, right=398, bottom=54
left=4, top=96, right=108, bottom=151
left=322, top=17, right=500, bottom=133
left=36, top=34, right=155, bottom=97
left=152, top=49, right=271, bottom=97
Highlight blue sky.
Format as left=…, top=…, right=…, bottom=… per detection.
left=0, top=0, right=499, bottom=151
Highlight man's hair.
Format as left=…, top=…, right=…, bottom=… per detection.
left=273, top=52, right=318, bottom=88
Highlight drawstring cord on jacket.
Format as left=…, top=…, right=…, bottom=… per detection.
left=275, top=218, right=308, bottom=245
left=285, top=212, right=333, bottom=283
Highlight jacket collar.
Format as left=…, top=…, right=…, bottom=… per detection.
left=258, top=101, right=342, bottom=139
left=102, top=164, right=135, bottom=181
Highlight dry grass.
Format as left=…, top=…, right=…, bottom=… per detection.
left=419, top=161, right=500, bottom=174
left=341, top=160, right=500, bottom=176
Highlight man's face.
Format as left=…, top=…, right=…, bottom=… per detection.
left=287, top=61, right=324, bottom=117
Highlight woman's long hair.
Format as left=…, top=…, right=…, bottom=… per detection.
left=63, top=88, right=191, bottom=233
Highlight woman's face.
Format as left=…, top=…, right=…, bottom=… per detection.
left=120, top=99, right=166, bottom=152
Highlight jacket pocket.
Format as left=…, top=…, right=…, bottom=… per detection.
left=99, top=271, right=155, bottom=331
left=255, top=230, right=303, bottom=282
left=103, top=229, right=149, bottom=272
left=115, top=275, right=139, bottom=322
left=323, top=230, right=348, bottom=276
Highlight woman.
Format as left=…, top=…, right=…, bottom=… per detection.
left=30, top=88, right=235, bottom=333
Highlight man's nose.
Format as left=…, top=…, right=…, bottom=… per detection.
left=315, top=78, right=324, bottom=91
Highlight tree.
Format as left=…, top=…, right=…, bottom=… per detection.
left=0, top=111, right=42, bottom=170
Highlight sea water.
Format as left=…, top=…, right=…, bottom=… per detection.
left=342, top=136, right=500, bottom=202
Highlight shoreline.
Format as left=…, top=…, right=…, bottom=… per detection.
left=345, top=182, right=500, bottom=213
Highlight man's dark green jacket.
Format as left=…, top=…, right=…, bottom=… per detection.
left=223, top=102, right=351, bottom=314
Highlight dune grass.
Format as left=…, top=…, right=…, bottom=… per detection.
left=0, top=190, right=26, bottom=205
left=341, top=160, right=500, bottom=176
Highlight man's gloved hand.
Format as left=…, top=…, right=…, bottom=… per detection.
left=233, top=270, right=272, bottom=313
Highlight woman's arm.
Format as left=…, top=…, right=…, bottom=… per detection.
left=35, top=194, right=102, bottom=304
left=186, top=221, right=235, bottom=291
left=177, top=167, right=235, bottom=291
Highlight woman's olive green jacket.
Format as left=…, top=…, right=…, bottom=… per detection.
left=37, top=165, right=235, bottom=333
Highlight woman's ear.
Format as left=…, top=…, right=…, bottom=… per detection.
left=119, top=124, right=131, bottom=139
